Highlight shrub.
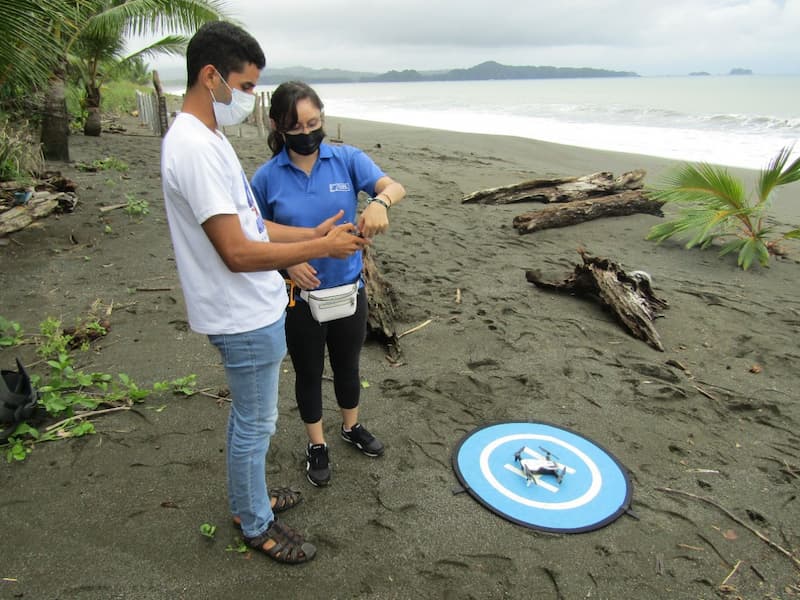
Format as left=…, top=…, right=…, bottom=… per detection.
left=0, top=119, right=43, bottom=181
left=646, top=147, right=800, bottom=270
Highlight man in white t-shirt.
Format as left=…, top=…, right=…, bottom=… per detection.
left=161, top=22, right=367, bottom=565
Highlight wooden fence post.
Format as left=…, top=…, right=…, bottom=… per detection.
left=152, top=70, right=169, bottom=136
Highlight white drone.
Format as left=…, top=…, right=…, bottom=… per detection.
left=514, top=446, right=567, bottom=487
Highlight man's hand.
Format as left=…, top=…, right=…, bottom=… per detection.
left=324, top=222, right=369, bottom=258
left=314, top=209, right=345, bottom=238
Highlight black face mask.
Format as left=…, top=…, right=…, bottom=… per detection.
left=285, top=128, right=325, bottom=156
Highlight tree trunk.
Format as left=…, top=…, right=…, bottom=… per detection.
left=41, top=65, right=70, bottom=161
left=526, top=250, right=668, bottom=351
left=462, top=170, right=646, bottom=205
left=512, top=190, right=664, bottom=234
left=83, top=84, right=102, bottom=137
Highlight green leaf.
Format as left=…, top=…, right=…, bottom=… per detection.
left=68, top=421, right=95, bottom=437
left=757, top=146, right=800, bottom=201
left=784, top=229, right=800, bottom=240
left=12, top=423, right=40, bottom=439
left=200, top=523, right=217, bottom=539
left=718, top=238, right=746, bottom=258
left=737, top=238, right=769, bottom=270
left=6, top=440, right=29, bottom=463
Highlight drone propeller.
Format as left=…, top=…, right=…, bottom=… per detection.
left=539, top=446, right=559, bottom=460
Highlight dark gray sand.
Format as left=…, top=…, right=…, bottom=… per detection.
left=1, top=114, right=799, bottom=600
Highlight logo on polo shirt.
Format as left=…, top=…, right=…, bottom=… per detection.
left=329, top=183, right=352, bottom=192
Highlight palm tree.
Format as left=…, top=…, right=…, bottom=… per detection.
left=0, top=1, right=82, bottom=162
left=41, top=0, right=229, bottom=159
left=0, top=0, right=77, bottom=95
left=646, top=147, right=800, bottom=270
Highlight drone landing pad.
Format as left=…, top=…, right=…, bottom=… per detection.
left=452, top=421, right=632, bottom=533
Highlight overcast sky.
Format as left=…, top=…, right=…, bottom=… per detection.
left=142, top=0, right=799, bottom=77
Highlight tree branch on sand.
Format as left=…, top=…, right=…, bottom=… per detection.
left=525, top=250, right=668, bottom=351
left=461, top=170, right=647, bottom=205
left=513, top=190, right=665, bottom=234
left=461, top=170, right=665, bottom=234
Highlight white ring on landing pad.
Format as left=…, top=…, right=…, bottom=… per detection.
left=453, top=421, right=632, bottom=533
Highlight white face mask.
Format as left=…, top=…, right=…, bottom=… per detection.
left=210, top=70, right=256, bottom=127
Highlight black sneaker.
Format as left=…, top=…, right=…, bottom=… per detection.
left=341, top=423, right=384, bottom=457
left=305, top=443, right=330, bottom=487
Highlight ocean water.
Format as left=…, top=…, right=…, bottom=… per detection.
left=306, top=76, right=800, bottom=170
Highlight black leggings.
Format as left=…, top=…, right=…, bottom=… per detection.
left=285, top=287, right=368, bottom=424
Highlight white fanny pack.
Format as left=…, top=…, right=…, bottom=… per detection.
left=300, top=283, right=358, bottom=323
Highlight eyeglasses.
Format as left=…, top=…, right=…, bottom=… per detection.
left=286, top=115, right=322, bottom=135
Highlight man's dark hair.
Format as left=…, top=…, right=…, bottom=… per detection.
left=186, top=21, right=265, bottom=86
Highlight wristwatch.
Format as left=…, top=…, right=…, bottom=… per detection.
left=366, top=196, right=390, bottom=210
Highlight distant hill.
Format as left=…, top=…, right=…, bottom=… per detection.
left=729, top=68, right=753, bottom=76
left=689, top=71, right=710, bottom=76
left=259, top=66, right=375, bottom=84
left=257, top=60, right=638, bottom=85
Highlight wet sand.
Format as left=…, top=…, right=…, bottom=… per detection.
left=1, top=113, right=799, bottom=599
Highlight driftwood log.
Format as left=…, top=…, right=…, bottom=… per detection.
left=0, top=174, right=78, bottom=236
left=526, top=250, right=668, bottom=351
left=0, top=191, right=77, bottom=235
left=513, top=190, right=665, bottom=234
left=363, top=245, right=401, bottom=358
left=462, top=170, right=646, bottom=205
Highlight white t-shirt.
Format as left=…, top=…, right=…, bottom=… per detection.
left=161, top=112, right=287, bottom=335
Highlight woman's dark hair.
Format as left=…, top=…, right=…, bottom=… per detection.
left=267, top=81, right=325, bottom=156
left=186, top=21, right=265, bottom=87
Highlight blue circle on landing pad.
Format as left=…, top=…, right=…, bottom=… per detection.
left=453, top=422, right=632, bottom=532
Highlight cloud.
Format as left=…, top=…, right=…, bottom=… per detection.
left=140, top=0, right=800, bottom=76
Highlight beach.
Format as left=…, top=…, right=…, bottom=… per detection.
left=1, top=114, right=799, bottom=600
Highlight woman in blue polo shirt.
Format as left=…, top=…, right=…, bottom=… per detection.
left=251, top=81, right=406, bottom=487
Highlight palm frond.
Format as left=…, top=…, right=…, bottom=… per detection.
left=652, top=162, right=748, bottom=211
left=646, top=205, right=737, bottom=249
left=718, top=238, right=746, bottom=258
left=86, top=0, right=229, bottom=40
left=785, top=229, right=800, bottom=240
left=757, top=146, right=800, bottom=203
left=737, top=238, right=770, bottom=270
left=0, top=0, right=79, bottom=90
left=124, top=35, right=188, bottom=62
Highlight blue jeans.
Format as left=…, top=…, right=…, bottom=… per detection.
left=208, top=315, right=286, bottom=539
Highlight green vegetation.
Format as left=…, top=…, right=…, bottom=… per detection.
left=75, top=155, right=129, bottom=172
left=0, top=317, right=23, bottom=347
left=226, top=538, right=249, bottom=554
left=98, top=79, right=152, bottom=114
left=647, top=147, right=800, bottom=270
left=0, top=1, right=228, bottom=161
left=200, top=523, right=217, bottom=539
left=0, top=120, right=44, bottom=181
left=124, top=194, right=150, bottom=217
left=1, top=309, right=198, bottom=462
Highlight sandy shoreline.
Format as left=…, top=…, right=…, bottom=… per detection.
left=1, top=114, right=799, bottom=599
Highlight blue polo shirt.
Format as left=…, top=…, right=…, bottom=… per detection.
left=251, top=143, right=384, bottom=290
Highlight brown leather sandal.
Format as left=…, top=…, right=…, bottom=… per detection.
left=269, top=487, right=303, bottom=513
left=232, top=487, right=304, bottom=529
left=244, top=519, right=316, bottom=564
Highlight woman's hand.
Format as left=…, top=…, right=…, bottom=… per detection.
left=287, top=262, right=321, bottom=290
left=357, top=202, right=388, bottom=239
